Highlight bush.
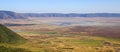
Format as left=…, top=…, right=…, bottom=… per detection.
left=0, top=46, right=31, bottom=52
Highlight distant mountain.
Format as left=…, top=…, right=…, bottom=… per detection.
left=0, top=11, right=25, bottom=19
left=0, top=24, right=26, bottom=43
left=21, top=13, right=120, bottom=17
left=1, top=10, right=120, bottom=18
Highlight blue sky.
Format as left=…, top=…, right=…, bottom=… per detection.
left=0, top=0, right=120, bottom=13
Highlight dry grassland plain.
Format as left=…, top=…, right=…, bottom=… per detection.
left=1, top=17, right=120, bottom=52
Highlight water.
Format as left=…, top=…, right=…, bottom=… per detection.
left=12, top=30, right=21, bottom=32
left=47, top=21, right=120, bottom=26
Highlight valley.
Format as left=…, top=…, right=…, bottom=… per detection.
left=0, top=17, right=120, bottom=52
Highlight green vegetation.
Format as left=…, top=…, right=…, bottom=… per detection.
left=0, top=24, right=26, bottom=44
left=0, top=46, right=31, bottom=52
left=0, top=24, right=31, bottom=52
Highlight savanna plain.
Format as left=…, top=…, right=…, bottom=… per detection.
left=0, top=17, right=120, bottom=52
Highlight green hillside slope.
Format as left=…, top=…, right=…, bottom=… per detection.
left=0, top=24, right=26, bottom=44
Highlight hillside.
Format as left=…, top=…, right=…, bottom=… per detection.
left=0, top=11, right=25, bottom=19
left=0, top=24, right=26, bottom=43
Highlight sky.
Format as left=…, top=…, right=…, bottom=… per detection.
left=0, top=0, right=120, bottom=13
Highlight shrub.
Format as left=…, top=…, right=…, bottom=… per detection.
left=0, top=46, right=31, bottom=52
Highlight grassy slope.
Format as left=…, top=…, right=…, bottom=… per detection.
left=0, top=24, right=31, bottom=52
left=0, top=24, right=26, bottom=44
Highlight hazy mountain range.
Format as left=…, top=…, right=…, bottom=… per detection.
left=0, top=11, right=25, bottom=19
left=21, top=13, right=120, bottom=17
left=0, top=10, right=120, bottom=19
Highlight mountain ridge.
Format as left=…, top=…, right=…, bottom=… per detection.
left=0, top=10, right=120, bottom=19
left=21, top=13, right=120, bottom=17
left=0, top=11, right=26, bottom=19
